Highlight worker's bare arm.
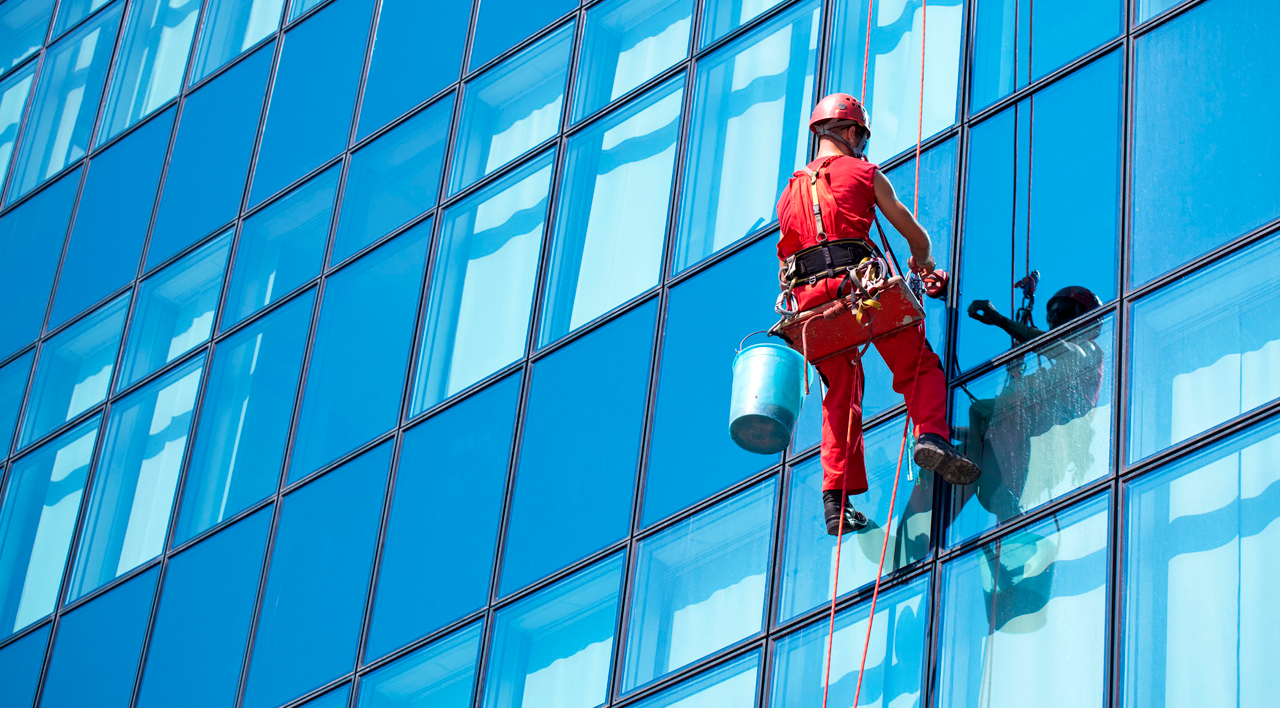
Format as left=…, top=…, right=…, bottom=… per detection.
left=872, top=170, right=934, bottom=272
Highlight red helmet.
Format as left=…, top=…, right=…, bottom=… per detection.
left=1048, top=286, right=1102, bottom=312
left=809, top=93, right=870, bottom=136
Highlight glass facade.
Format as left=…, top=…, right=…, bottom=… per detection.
left=0, top=0, right=1273, bottom=706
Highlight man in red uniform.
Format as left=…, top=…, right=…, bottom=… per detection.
left=777, top=93, right=980, bottom=535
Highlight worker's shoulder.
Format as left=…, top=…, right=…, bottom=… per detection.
left=823, top=155, right=879, bottom=178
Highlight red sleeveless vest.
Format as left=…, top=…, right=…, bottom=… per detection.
left=776, top=155, right=878, bottom=260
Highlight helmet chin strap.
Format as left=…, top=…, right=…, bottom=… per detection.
left=816, top=125, right=867, bottom=159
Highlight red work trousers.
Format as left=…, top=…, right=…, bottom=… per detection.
left=794, top=279, right=949, bottom=494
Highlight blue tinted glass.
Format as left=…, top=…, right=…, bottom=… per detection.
left=541, top=79, right=682, bottom=345
left=18, top=293, right=129, bottom=449
left=288, top=0, right=329, bottom=20
left=244, top=443, right=390, bottom=708
left=0, top=169, right=80, bottom=360
left=1128, top=233, right=1280, bottom=464
left=1124, top=414, right=1280, bottom=707
left=50, top=0, right=112, bottom=38
left=6, top=5, right=120, bottom=202
left=177, top=292, right=314, bottom=543
left=359, top=622, right=483, bottom=708
left=644, top=239, right=779, bottom=526
left=288, top=226, right=428, bottom=481
left=0, top=65, right=35, bottom=185
left=938, top=494, right=1109, bottom=707
left=0, top=0, right=53, bottom=71
left=191, top=0, right=285, bottom=82
left=355, top=0, right=468, bottom=139
left=449, top=25, right=571, bottom=195
left=0, top=417, right=98, bottom=638
left=411, top=152, right=553, bottom=414
left=119, top=232, right=231, bottom=389
left=38, top=567, right=158, bottom=708
left=367, top=374, right=519, bottom=661
left=136, top=508, right=272, bottom=708
left=0, top=623, right=49, bottom=708
left=501, top=302, right=656, bottom=595
left=249, top=0, right=373, bottom=206
left=97, top=0, right=200, bottom=143
left=779, top=417, right=932, bottom=621
left=223, top=167, right=337, bottom=327
left=635, top=652, right=760, bottom=707
left=482, top=552, right=625, bottom=708
left=149, top=43, right=273, bottom=267
left=336, top=96, right=451, bottom=263
left=470, top=0, right=573, bottom=70
left=701, top=0, right=785, bottom=46
left=300, top=686, right=352, bottom=708
left=68, top=355, right=204, bottom=600
left=772, top=576, right=930, bottom=707
left=572, top=0, right=692, bottom=122
left=0, top=351, right=34, bottom=454
left=675, top=1, right=818, bottom=273
left=623, top=480, right=776, bottom=692
left=1137, top=0, right=1184, bottom=22
left=952, top=314, right=1115, bottom=544
left=1131, top=0, right=1280, bottom=286
left=49, top=108, right=173, bottom=328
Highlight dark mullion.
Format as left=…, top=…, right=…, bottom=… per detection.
left=966, top=35, right=1123, bottom=128
left=1129, top=0, right=1210, bottom=37
left=1120, top=396, right=1280, bottom=482
left=1125, top=217, right=1280, bottom=301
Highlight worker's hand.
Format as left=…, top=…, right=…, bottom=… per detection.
left=907, top=254, right=936, bottom=275
left=967, top=299, right=1002, bottom=325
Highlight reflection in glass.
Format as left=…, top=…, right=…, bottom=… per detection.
left=289, top=0, right=328, bottom=20
left=0, top=64, right=35, bottom=189
left=674, top=0, right=818, bottom=273
left=177, top=293, right=314, bottom=543
left=623, top=480, right=775, bottom=692
left=98, top=0, right=200, bottom=143
left=68, top=355, right=204, bottom=600
left=635, top=651, right=759, bottom=707
left=0, top=622, right=49, bottom=708
left=542, top=79, right=682, bottom=345
left=573, top=0, right=692, bottom=122
left=701, top=0, right=785, bottom=47
left=772, top=576, right=929, bottom=707
left=300, top=686, right=352, bottom=708
left=0, top=417, right=99, bottom=638
left=0, top=351, right=35, bottom=453
left=469, top=0, right=576, bottom=71
left=449, top=24, right=572, bottom=195
left=191, top=0, right=285, bottom=82
left=50, top=0, right=112, bottom=38
left=0, top=0, right=54, bottom=71
left=359, top=621, right=483, bottom=708
left=779, top=418, right=932, bottom=621
left=482, top=552, right=625, bottom=708
left=1124, top=414, right=1280, bottom=707
left=937, top=494, right=1109, bottom=707
left=1128, top=233, right=1280, bottom=464
left=951, top=314, right=1115, bottom=543
left=1137, top=0, right=1185, bottom=22
left=412, top=152, right=553, bottom=414
left=19, top=294, right=129, bottom=448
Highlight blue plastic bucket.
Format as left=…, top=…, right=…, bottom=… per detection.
left=729, top=340, right=806, bottom=454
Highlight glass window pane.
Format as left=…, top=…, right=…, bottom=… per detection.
left=0, top=623, right=49, bottom=708
left=634, top=651, right=760, bottom=708
left=0, top=64, right=36, bottom=187
left=223, top=166, right=337, bottom=327
left=449, top=24, right=572, bottom=196
left=1130, top=0, right=1280, bottom=286
left=51, top=0, right=112, bottom=38
left=937, top=494, right=1109, bottom=708
left=288, top=224, right=429, bottom=481
left=176, top=292, right=314, bottom=543
left=37, top=567, right=158, bottom=708
left=1123, top=414, right=1280, bottom=707
left=501, top=302, right=656, bottom=595
left=288, top=0, right=329, bottom=20
left=67, top=355, right=204, bottom=600
left=541, top=78, right=682, bottom=345
left=248, top=0, right=374, bottom=206
left=0, top=0, right=53, bottom=71
left=136, top=508, right=272, bottom=708
left=674, top=0, right=818, bottom=273
left=0, top=351, right=35, bottom=455
left=336, top=96, right=451, bottom=264
left=49, top=108, right=173, bottom=329
left=1137, top=0, right=1186, bottom=23
left=772, top=576, right=930, bottom=707
left=18, top=293, right=129, bottom=449
left=243, top=443, right=390, bottom=708
left=572, top=0, right=692, bottom=122
left=411, top=152, right=553, bottom=414
left=701, top=0, right=785, bottom=47
left=367, top=374, right=519, bottom=662
left=148, top=43, right=273, bottom=269
left=300, top=686, right=352, bottom=708
left=1128, top=233, right=1280, bottom=464
left=644, top=239, right=778, bottom=526
left=482, top=552, right=625, bottom=708
left=119, top=231, right=231, bottom=389
left=779, top=417, right=933, bottom=621
left=358, top=621, right=483, bottom=708
left=355, top=0, right=468, bottom=139
left=7, top=5, right=121, bottom=202
left=469, top=0, right=574, bottom=71
left=623, top=480, right=776, bottom=692
left=191, top=0, right=285, bottom=82
left=0, top=169, right=81, bottom=361
left=0, top=417, right=99, bottom=638
left=97, top=0, right=200, bottom=143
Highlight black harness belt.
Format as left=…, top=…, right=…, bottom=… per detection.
left=783, top=238, right=875, bottom=287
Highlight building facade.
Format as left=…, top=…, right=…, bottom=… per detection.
left=0, top=0, right=1276, bottom=705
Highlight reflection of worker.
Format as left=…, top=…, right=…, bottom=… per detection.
left=776, top=93, right=980, bottom=536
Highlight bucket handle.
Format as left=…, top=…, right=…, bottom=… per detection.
left=737, top=330, right=772, bottom=353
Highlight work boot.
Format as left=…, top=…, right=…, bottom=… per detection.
left=913, top=433, right=981, bottom=485
left=823, top=489, right=868, bottom=535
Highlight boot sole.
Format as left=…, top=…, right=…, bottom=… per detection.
left=826, top=513, right=868, bottom=536
left=914, top=445, right=981, bottom=486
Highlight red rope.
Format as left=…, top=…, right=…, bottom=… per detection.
left=860, top=0, right=875, bottom=104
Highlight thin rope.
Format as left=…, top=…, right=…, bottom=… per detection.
left=860, top=0, right=875, bottom=104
